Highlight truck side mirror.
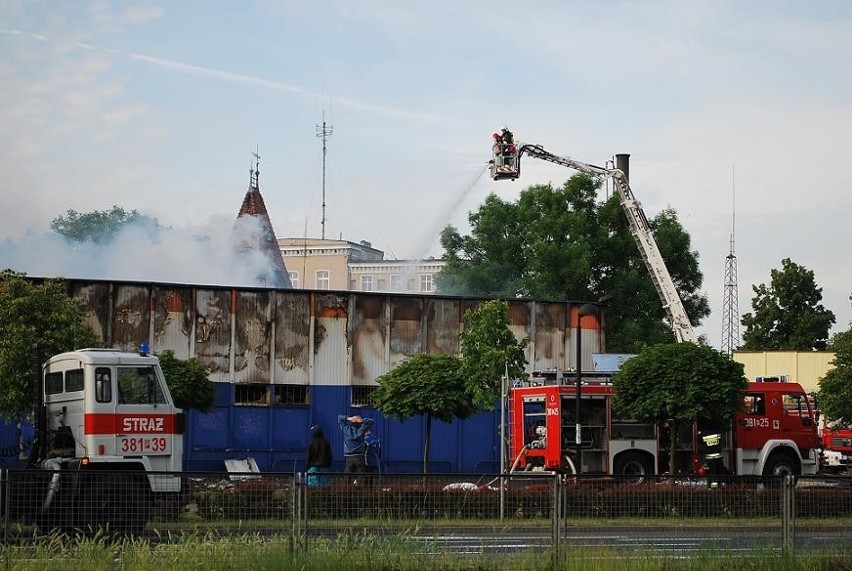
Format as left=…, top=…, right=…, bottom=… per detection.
left=802, top=416, right=812, bottom=427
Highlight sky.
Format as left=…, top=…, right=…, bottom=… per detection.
left=1, top=0, right=851, bottom=351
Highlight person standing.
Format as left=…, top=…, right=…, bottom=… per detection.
left=305, top=424, right=333, bottom=487
left=338, top=414, right=374, bottom=473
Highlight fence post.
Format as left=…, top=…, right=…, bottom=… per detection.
left=293, top=472, right=304, bottom=552
left=780, top=475, right=795, bottom=555
left=552, top=472, right=561, bottom=565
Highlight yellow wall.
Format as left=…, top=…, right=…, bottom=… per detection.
left=732, top=351, right=836, bottom=393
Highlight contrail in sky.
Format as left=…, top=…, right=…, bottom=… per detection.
left=1, top=27, right=450, bottom=123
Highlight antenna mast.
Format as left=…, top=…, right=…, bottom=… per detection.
left=315, top=112, right=333, bottom=239
left=721, top=165, right=740, bottom=355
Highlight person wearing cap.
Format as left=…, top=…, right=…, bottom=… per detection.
left=305, top=424, right=333, bottom=487
left=338, top=414, right=374, bottom=474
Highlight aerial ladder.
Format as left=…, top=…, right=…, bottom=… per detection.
left=490, top=140, right=696, bottom=343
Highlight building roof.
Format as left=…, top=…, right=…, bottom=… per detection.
left=233, top=165, right=292, bottom=289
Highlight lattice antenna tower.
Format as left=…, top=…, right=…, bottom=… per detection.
left=721, top=166, right=740, bottom=354
left=315, top=112, right=333, bottom=239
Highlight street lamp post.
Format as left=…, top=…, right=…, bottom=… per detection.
left=574, top=303, right=599, bottom=474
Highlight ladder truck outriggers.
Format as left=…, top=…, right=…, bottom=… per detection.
left=490, top=138, right=696, bottom=344
left=4, top=345, right=184, bottom=534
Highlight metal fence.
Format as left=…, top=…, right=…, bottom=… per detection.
left=2, top=469, right=851, bottom=560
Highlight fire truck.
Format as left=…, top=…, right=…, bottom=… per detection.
left=508, top=370, right=822, bottom=481
left=5, top=345, right=184, bottom=534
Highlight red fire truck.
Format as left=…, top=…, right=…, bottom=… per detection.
left=508, top=370, right=821, bottom=481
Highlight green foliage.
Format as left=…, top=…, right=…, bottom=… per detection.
left=373, top=353, right=475, bottom=424
left=612, top=343, right=747, bottom=431
left=158, top=349, right=216, bottom=413
left=817, top=329, right=852, bottom=426
left=438, top=175, right=709, bottom=352
left=50, top=205, right=159, bottom=244
left=373, top=353, right=477, bottom=472
left=459, top=300, right=529, bottom=409
left=0, top=270, right=99, bottom=418
left=613, top=343, right=747, bottom=474
left=741, top=258, right=835, bottom=350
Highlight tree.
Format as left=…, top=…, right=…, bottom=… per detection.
left=459, top=300, right=529, bottom=409
left=51, top=206, right=159, bottom=244
left=0, top=270, right=99, bottom=418
left=157, top=349, right=217, bottom=413
left=611, top=343, right=747, bottom=476
left=817, top=329, right=852, bottom=426
left=372, top=353, right=477, bottom=473
left=438, top=174, right=709, bottom=352
left=741, top=258, right=835, bottom=350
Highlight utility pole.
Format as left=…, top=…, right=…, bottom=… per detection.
left=315, top=113, right=333, bottom=240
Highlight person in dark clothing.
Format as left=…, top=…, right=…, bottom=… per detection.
left=338, top=414, right=374, bottom=474
left=305, top=424, right=333, bottom=487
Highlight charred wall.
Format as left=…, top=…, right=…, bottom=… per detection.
left=64, top=279, right=606, bottom=385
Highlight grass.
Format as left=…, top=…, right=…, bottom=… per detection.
left=1, top=532, right=851, bottom=571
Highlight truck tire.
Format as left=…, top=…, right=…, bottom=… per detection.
left=614, top=451, right=654, bottom=485
left=81, top=474, right=151, bottom=536
left=762, top=452, right=800, bottom=487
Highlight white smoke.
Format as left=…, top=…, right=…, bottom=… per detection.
left=0, top=216, right=283, bottom=288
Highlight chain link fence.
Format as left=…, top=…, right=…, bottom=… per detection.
left=2, top=468, right=851, bottom=560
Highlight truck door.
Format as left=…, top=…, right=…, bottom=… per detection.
left=736, top=390, right=770, bottom=452
left=776, top=390, right=818, bottom=452
left=113, top=365, right=176, bottom=460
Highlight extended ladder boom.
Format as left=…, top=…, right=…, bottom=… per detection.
left=516, top=144, right=696, bottom=343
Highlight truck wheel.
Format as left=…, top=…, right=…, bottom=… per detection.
left=82, top=475, right=151, bottom=536
left=614, top=452, right=654, bottom=485
left=762, top=453, right=800, bottom=487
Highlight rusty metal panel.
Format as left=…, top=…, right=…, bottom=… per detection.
left=350, top=294, right=388, bottom=385
left=112, top=284, right=150, bottom=352
left=425, top=298, right=460, bottom=354
left=233, top=290, right=273, bottom=384
left=152, top=287, right=192, bottom=359
left=532, top=302, right=567, bottom=371
left=194, top=288, right=232, bottom=382
left=313, top=293, right=350, bottom=386
left=389, top=296, right=423, bottom=368
left=272, top=291, right=311, bottom=384
left=68, top=281, right=111, bottom=342
left=507, top=300, right=532, bottom=369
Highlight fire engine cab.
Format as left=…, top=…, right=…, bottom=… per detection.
left=6, top=346, right=185, bottom=534
left=509, top=370, right=821, bottom=481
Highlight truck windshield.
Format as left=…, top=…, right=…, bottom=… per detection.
left=117, top=366, right=167, bottom=405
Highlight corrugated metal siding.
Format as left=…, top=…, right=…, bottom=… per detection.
left=152, top=287, right=192, bottom=359
left=194, top=289, right=232, bottom=381
left=389, top=297, right=423, bottom=367
left=734, top=351, right=835, bottom=394
left=113, top=284, right=150, bottom=352
left=350, top=295, right=388, bottom=385
left=72, top=282, right=110, bottom=341
left=313, top=293, right=350, bottom=386
left=233, top=290, right=273, bottom=384
left=426, top=298, right=460, bottom=355
left=272, top=292, right=311, bottom=384
left=532, top=302, right=567, bottom=370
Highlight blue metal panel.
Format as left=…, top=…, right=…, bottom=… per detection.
left=232, top=407, right=270, bottom=449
